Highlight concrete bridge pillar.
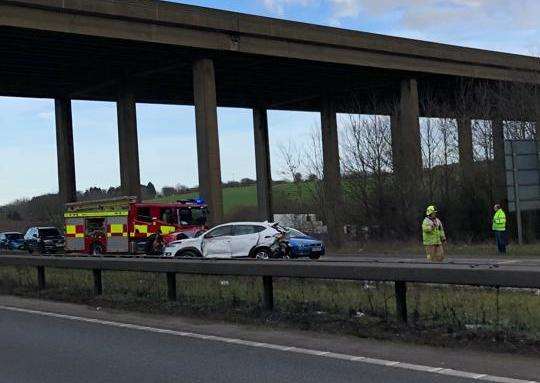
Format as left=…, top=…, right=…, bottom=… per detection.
left=392, top=79, right=422, bottom=229
left=390, top=113, right=401, bottom=175
left=193, top=58, right=223, bottom=226
left=117, top=87, right=141, bottom=200
left=55, top=98, right=77, bottom=204
left=536, top=94, right=540, bottom=142
left=457, top=118, right=474, bottom=184
left=397, top=79, right=422, bottom=183
left=253, top=106, right=273, bottom=222
left=321, top=97, right=344, bottom=247
left=492, top=120, right=507, bottom=206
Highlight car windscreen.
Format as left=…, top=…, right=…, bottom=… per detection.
left=287, top=228, right=308, bottom=238
left=5, top=233, right=23, bottom=240
left=38, top=228, right=61, bottom=237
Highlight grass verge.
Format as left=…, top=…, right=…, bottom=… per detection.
left=339, top=241, right=540, bottom=257
left=0, top=266, right=539, bottom=355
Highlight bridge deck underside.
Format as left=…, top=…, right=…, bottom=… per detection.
left=0, top=26, right=476, bottom=114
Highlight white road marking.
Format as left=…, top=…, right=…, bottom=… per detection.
left=0, top=305, right=536, bottom=383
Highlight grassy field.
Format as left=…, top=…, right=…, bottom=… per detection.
left=153, top=182, right=316, bottom=215
left=155, top=185, right=258, bottom=214
left=1, top=265, right=539, bottom=354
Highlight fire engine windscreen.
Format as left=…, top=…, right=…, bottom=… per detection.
left=178, top=207, right=207, bottom=226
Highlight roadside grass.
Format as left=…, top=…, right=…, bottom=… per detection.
left=0, top=266, right=539, bottom=354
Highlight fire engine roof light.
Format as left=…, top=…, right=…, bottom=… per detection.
left=175, top=198, right=205, bottom=205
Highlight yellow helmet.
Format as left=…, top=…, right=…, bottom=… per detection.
left=426, top=205, right=437, bottom=216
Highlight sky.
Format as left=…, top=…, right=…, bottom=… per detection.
left=1, top=0, right=539, bottom=204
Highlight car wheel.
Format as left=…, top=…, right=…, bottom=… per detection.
left=177, top=250, right=200, bottom=258
left=27, top=248, right=34, bottom=255
left=254, top=248, right=271, bottom=260
left=309, top=254, right=321, bottom=260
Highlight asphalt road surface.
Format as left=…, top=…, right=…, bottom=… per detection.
left=3, top=249, right=540, bottom=266
left=0, top=307, right=486, bottom=383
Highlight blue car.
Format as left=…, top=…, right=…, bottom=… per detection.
left=0, top=232, right=26, bottom=251
left=285, top=228, right=325, bottom=260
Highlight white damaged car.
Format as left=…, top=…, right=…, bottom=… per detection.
left=163, top=222, right=285, bottom=259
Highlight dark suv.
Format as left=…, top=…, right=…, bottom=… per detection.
left=24, top=227, right=65, bottom=254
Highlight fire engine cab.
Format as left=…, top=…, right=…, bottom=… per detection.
left=64, top=196, right=208, bottom=254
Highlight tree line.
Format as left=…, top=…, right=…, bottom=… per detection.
left=275, top=80, right=539, bottom=242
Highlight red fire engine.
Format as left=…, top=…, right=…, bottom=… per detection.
left=64, top=196, right=208, bottom=254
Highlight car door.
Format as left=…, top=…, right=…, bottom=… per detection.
left=201, top=225, right=233, bottom=258
left=230, top=225, right=263, bottom=257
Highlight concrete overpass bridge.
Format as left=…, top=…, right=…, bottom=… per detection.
left=1, top=0, right=539, bottom=245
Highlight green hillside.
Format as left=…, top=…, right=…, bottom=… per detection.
left=153, top=182, right=316, bottom=215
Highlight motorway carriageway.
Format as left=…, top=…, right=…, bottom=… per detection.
left=0, top=303, right=537, bottom=383
left=2, top=250, right=540, bottom=268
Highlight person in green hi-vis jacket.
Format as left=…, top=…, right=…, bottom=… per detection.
left=422, top=205, right=446, bottom=262
left=492, top=204, right=507, bottom=254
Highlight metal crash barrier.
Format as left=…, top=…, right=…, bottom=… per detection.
left=1, top=255, right=540, bottom=323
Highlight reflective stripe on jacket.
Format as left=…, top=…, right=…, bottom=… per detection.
left=492, top=209, right=506, bottom=231
left=422, top=217, right=446, bottom=246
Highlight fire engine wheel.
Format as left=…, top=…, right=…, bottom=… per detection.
left=91, top=245, right=103, bottom=256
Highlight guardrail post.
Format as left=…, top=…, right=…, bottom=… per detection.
left=262, top=276, right=274, bottom=311
left=395, top=281, right=407, bottom=324
left=167, top=272, right=177, bottom=301
left=37, top=266, right=46, bottom=291
left=93, top=269, right=103, bottom=296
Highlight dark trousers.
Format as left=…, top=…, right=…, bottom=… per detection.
left=494, top=230, right=507, bottom=254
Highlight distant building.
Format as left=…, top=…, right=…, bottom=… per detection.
left=274, top=214, right=327, bottom=234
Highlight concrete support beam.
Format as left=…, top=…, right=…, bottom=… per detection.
left=492, top=120, right=507, bottom=206
left=55, top=98, right=77, bottom=204
left=394, top=79, right=422, bottom=232
left=390, top=113, right=401, bottom=174
left=321, top=97, right=344, bottom=247
left=193, top=58, right=223, bottom=226
left=536, top=93, right=540, bottom=142
left=397, top=79, right=422, bottom=182
left=253, top=107, right=273, bottom=222
left=457, top=118, right=474, bottom=183
left=117, top=88, right=141, bottom=200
